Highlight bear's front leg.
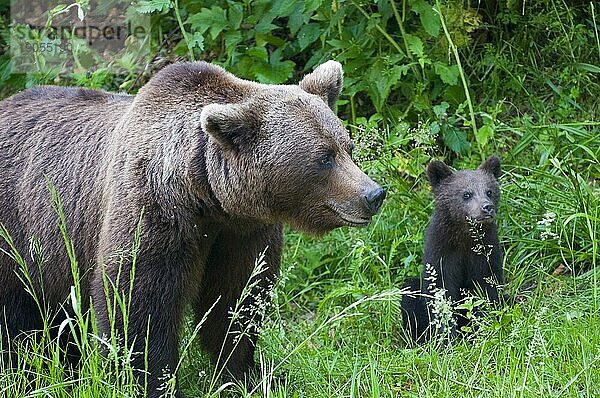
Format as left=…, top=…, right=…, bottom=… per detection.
left=194, top=224, right=283, bottom=385
left=94, top=232, right=189, bottom=397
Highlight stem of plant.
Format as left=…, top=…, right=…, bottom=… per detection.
left=435, top=0, right=482, bottom=160
left=390, top=0, right=425, bottom=81
left=174, top=0, right=194, bottom=61
left=592, top=2, right=600, bottom=60
left=352, top=2, right=404, bottom=55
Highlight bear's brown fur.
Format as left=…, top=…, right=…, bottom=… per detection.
left=0, top=61, right=385, bottom=396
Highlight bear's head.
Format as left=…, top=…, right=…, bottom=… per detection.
left=427, top=156, right=501, bottom=226
left=200, top=61, right=385, bottom=234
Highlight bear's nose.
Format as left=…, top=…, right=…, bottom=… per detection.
left=481, top=203, right=494, bottom=215
left=364, top=187, right=386, bottom=215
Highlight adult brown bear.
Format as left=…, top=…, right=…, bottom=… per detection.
left=0, top=61, right=385, bottom=396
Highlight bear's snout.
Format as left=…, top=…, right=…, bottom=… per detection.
left=481, top=202, right=494, bottom=215
left=364, top=187, right=386, bottom=215
left=478, top=201, right=496, bottom=221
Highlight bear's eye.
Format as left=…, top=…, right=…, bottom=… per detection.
left=486, top=189, right=493, bottom=197
left=462, top=191, right=472, bottom=200
left=319, top=153, right=335, bottom=169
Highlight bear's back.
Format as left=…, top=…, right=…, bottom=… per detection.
left=0, top=85, right=133, bottom=292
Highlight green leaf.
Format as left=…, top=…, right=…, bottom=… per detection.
left=297, top=23, right=322, bottom=50
left=304, top=0, right=323, bottom=13
left=247, top=46, right=269, bottom=63
left=430, top=121, right=440, bottom=136
left=434, top=62, right=459, bottom=85
left=573, top=63, right=600, bottom=73
left=0, top=55, right=11, bottom=82
left=410, top=0, right=440, bottom=37
left=255, top=14, right=278, bottom=34
left=187, top=6, right=228, bottom=39
left=287, top=4, right=309, bottom=35
left=476, top=124, right=494, bottom=147
left=405, top=34, right=423, bottom=58
left=227, top=1, right=244, bottom=30
left=273, top=0, right=298, bottom=17
left=443, top=126, right=470, bottom=154
left=433, top=102, right=449, bottom=118
left=223, top=31, right=242, bottom=58
left=326, top=39, right=347, bottom=50
left=49, top=4, right=67, bottom=14
left=137, top=0, right=173, bottom=13
left=367, top=62, right=408, bottom=112
left=255, top=49, right=295, bottom=84
left=187, top=32, right=204, bottom=52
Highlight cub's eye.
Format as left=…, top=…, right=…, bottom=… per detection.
left=319, top=153, right=335, bottom=169
left=486, top=189, right=493, bottom=197
left=462, top=191, right=472, bottom=200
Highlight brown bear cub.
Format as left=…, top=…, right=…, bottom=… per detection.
left=401, top=156, right=504, bottom=343
left=0, top=61, right=385, bottom=397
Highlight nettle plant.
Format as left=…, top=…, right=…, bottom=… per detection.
left=136, top=0, right=485, bottom=151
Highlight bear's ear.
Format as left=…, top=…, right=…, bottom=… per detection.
left=299, top=60, right=343, bottom=110
left=200, top=102, right=259, bottom=150
left=479, top=156, right=501, bottom=179
left=427, top=160, right=453, bottom=188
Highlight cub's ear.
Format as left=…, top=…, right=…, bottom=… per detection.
left=200, top=102, right=259, bottom=150
left=427, top=160, right=453, bottom=188
left=299, top=60, right=343, bottom=110
left=479, top=156, right=501, bottom=179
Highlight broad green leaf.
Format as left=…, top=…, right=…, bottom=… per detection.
left=405, top=34, right=423, bottom=58
left=255, top=13, right=278, bottom=34
left=443, top=126, right=470, bottom=154
left=187, top=6, right=228, bottom=39
left=287, top=4, right=309, bottom=35
left=304, top=0, right=323, bottom=13
left=0, top=55, right=11, bottom=82
left=410, top=0, right=440, bottom=37
left=188, top=32, right=204, bottom=51
left=227, top=1, right=244, bottom=30
left=297, top=23, right=321, bottom=50
left=247, top=46, right=269, bottom=62
left=255, top=33, right=285, bottom=48
left=430, top=121, right=440, bottom=136
left=476, top=124, right=494, bottom=147
left=255, top=49, right=295, bottom=83
left=326, top=39, right=347, bottom=50
left=137, top=0, right=173, bottom=13
left=367, top=62, right=408, bottom=112
left=273, top=0, right=298, bottom=17
left=223, top=31, right=242, bottom=58
left=434, top=62, right=459, bottom=85
left=433, top=102, right=449, bottom=118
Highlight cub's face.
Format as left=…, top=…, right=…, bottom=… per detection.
left=428, top=157, right=501, bottom=225
left=200, top=61, right=385, bottom=234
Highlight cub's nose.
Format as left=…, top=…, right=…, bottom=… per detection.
left=364, top=187, right=386, bottom=215
left=481, top=203, right=495, bottom=215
